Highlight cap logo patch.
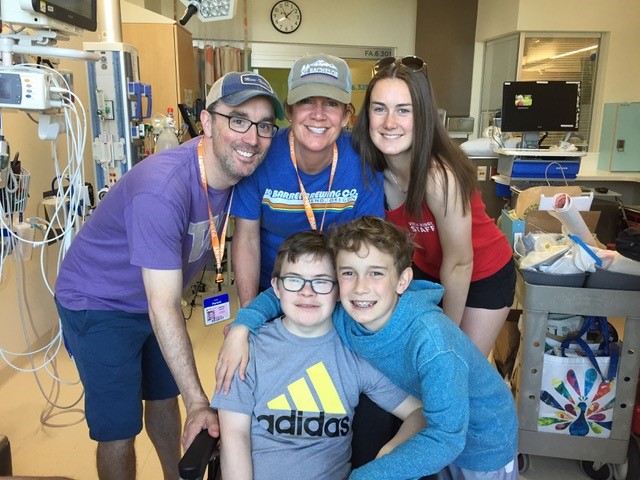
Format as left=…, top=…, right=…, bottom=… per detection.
left=240, top=73, right=274, bottom=93
left=300, top=60, right=339, bottom=79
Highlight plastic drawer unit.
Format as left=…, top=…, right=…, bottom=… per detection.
left=514, top=279, right=640, bottom=478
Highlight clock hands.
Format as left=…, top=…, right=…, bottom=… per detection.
left=277, top=8, right=294, bottom=23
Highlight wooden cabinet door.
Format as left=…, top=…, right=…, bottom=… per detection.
left=123, top=23, right=196, bottom=119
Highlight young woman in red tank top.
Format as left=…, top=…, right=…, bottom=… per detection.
left=352, top=56, right=515, bottom=356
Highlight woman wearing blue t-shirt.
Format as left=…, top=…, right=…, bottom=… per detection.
left=230, top=53, right=384, bottom=308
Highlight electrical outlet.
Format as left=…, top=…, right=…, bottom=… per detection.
left=477, top=165, right=488, bottom=181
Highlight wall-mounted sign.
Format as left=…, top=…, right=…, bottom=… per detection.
left=251, top=43, right=396, bottom=68
left=363, top=49, right=394, bottom=58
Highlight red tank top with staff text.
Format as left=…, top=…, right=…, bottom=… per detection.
left=385, top=191, right=512, bottom=281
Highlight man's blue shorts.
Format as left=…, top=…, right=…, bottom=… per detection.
left=55, top=298, right=179, bottom=442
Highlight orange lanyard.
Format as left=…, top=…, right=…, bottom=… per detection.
left=288, top=130, right=338, bottom=231
left=197, top=138, right=233, bottom=284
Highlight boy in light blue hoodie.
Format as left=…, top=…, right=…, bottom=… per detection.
left=217, top=216, right=518, bottom=479
left=211, top=230, right=423, bottom=480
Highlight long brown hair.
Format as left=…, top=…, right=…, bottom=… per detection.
left=352, top=62, right=476, bottom=217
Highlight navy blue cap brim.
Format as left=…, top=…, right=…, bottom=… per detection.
left=222, top=90, right=285, bottom=121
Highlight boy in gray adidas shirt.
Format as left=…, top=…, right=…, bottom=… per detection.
left=211, top=231, right=423, bottom=480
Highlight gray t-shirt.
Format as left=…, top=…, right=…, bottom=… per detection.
left=211, top=317, right=409, bottom=480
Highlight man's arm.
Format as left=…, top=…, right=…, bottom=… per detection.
left=376, top=396, right=424, bottom=459
left=219, top=410, right=253, bottom=480
left=232, top=218, right=261, bottom=307
left=142, top=268, right=219, bottom=448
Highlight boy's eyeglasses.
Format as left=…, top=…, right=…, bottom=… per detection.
left=210, top=111, right=279, bottom=138
left=372, top=56, right=428, bottom=76
left=278, top=276, right=337, bottom=295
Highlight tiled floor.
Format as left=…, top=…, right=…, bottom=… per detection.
left=0, top=282, right=635, bottom=479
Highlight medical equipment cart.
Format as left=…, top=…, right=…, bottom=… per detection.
left=514, top=278, right=640, bottom=479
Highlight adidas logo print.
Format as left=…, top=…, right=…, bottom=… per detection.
left=267, top=362, right=346, bottom=414
left=257, top=362, right=351, bottom=437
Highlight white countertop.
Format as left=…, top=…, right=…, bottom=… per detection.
left=493, top=148, right=585, bottom=158
left=573, top=154, right=640, bottom=183
left=576, top=170, right=640, bottom=184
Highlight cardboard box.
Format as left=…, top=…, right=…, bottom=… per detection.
left=524, top=210, right=600, bottom=235
left=500, top=209, right=601, bottom=248
left=500, top=209, right=525, bottom=248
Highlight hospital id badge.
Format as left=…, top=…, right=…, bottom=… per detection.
left=203, top=293, right=231, bottom=326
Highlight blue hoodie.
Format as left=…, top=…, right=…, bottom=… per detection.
left=233, top=280, right=518, bottom=479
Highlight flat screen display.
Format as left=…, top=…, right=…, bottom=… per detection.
left=500, top=81, right=580, bottom=133
left=30, top=0, right=97, bottom=32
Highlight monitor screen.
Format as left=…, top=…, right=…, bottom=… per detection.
left=500, top=81, right=580, bottom=133
left=0, top=0, right=97, bottom=34
left=45, top=0, right=97, bottom=31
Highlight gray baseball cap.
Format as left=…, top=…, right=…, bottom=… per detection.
left=287, top=54, right=352, bottom=105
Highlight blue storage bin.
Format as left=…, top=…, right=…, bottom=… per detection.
left=510, top=160, right=580, bottom=179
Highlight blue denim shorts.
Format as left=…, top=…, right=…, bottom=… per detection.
left=55, top=299, right=179, bottom=442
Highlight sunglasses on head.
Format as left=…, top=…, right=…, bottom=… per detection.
left=372, top=55, right=428, bottom=76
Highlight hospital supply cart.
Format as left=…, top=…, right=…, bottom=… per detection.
left=514, top=277, right=640, bottom=479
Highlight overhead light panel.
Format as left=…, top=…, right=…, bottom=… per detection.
left=178, top=0, right=237, bottom=25
left=550, top=45, right=598, bottom=59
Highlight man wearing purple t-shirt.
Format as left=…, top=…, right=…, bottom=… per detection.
left=54, top=72, right=284, bottom=480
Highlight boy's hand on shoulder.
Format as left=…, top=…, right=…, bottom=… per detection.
left=215, top=325, right=250, bottom=394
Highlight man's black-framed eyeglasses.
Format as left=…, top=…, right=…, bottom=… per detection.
left=278, top=276, right=337, bottom=295
left=372, top=55, right=428, bottom=76
left=211, top=111, right=279, bottom=138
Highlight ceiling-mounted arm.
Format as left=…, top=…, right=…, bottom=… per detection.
left=179, top=3, right=199, bottom=26
left=177, top=0, right=237, bottom=22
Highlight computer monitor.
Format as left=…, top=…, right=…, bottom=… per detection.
left=500, top=80, right=580, bottom=148
left=0, top=0, right=97, bottom=35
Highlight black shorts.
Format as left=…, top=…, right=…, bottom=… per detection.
left=412, top=256, right=515, bottom=310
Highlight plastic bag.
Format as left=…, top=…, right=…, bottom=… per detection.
left=517, top=233, right=598, bottom=273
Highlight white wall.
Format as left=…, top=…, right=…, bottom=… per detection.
left=184, top=0, right=416, bottom=55
left=473, top=0, right=640, bottom=162
left=475, top=0, right=519, bottom=41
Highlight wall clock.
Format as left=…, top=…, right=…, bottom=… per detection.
left=271, top=1, right=302, bottom=34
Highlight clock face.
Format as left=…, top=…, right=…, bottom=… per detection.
left=271, top=1, right=302, bottom=34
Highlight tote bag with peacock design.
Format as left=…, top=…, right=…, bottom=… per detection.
left=538, top=317, right=620, bottom=438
